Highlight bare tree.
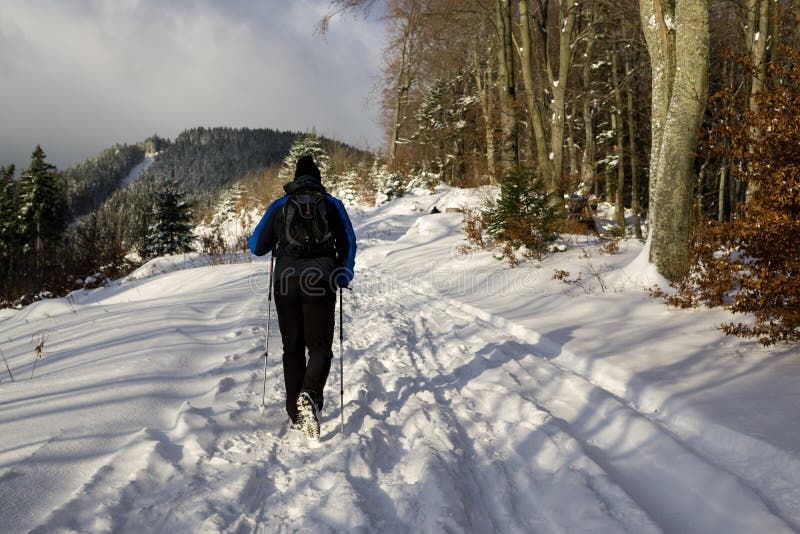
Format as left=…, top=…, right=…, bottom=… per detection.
left=518, top=0, right=553, bottom=183
left=744, top=0, right=770, bottom=201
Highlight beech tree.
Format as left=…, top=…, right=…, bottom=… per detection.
left=639, top=0, right=710, bottom=280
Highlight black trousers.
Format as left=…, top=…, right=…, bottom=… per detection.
left=274, top=276, right=336, bottom=422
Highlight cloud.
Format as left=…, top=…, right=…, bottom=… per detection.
left=0, top=0, right=386, bottom=170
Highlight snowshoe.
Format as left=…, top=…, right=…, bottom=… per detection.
left=296, top=392, right=320, bottom=439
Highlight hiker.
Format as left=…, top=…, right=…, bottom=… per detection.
left=249, top=155, right=356, bottom=438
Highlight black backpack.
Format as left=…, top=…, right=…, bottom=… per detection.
left=280, top=190, right=335, bottom=257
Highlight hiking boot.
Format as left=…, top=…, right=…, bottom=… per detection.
left=289, top=414, right=302, bottom=432
left=296, top=392, right=320, bottom=439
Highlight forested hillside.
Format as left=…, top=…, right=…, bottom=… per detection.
left=138, top=127, right=296, bottom=208
left=65, top=144, right=146, bottom=218
left=0, top=128, right=372, bottom=307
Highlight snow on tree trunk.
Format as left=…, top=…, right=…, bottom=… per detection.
left=644, top=0, right=710, bottom=281
left=639, top=0, right=676, bottom=224
left=580, top=15, right=598, bottom=192
left=546, top=0, right=578, bottom=196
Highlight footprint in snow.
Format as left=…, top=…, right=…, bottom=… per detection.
left=217, top=377, right=235, bottom=394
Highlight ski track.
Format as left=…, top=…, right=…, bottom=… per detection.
left=3, top=195, right=797, bottom=532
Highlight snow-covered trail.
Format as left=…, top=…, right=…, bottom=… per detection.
left=1, top=187, right=798, bottom=532
left=12, top=265, right=789, bottom=533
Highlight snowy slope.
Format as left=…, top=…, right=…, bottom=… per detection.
left=0, top=187, right=798, bottom=533
left=121, top=154, right=155, bottom=188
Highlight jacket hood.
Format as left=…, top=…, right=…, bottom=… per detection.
left=284, top=174, right=327, bottom=195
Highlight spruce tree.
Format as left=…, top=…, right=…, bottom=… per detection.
left=143, top=182, right=195, bottom=258
left=0, top=165, right=17, bottom=295
left=0, top=165, right=16, bottom=251
left=483, top=169, right=561, bottom=261
left=278, top=133, right=331, bottom=183
left=18, top=146, right=67, bottom=260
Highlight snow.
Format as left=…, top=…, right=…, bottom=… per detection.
left=121, top=154, right=155, bottom=188
left=0, top=187, right=798, bottom=532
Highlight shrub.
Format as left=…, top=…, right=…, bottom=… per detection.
left=482, top=169, right=562, bottom=263
left=672, top=47, right=800, bottom=345
left=374, top=164, right=405, bottom=205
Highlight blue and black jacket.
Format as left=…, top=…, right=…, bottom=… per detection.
left=249, top=175, right=356, bottom=288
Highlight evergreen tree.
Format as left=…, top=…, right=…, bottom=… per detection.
left=214, top=183, right=245, bottom=223
left=337, top=169, right=359, bottom=206
left=18, top=146, right=67, bottom=258
left=373, top=161, right=405, bottom=205
left=278, top=133, right=331, bottom=183
left=483, top=169, right=562, bottom=262
left=144, top=182, right=195, bottom=258
left=0, top=165, right=17, bottom=294
left=0, top=165, right=16, bottom=250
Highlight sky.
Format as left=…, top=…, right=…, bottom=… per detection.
left=0, top=0, right=387, bottom=171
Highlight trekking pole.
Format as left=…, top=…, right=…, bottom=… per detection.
left=339, top=286, right=345, bottom=436
left=260, top=254, right=274, bottom=415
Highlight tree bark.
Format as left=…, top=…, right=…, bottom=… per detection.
left=547, top=0, right=578, bottom=195
left=473, top=35, right=497, bottom=182
left=518, top=0, right=553, bottom=183
left=389, top=72, right=411, bottom=165
left=580, top=14, right=597, bottom=189
left=611, top=46, right=627, bottom=232
left=567, top=100, right=579, bottom=183
left=645, top=0, right=710, bottom=281
left=718, top=160, right=728, bottom=222
left=624, top=31, right=643, bottom=239
left=496, top=0, right=519, bottom=175
left=639, top=0, right=675, bottom=221
left=745, top=0, right=769, bottom=202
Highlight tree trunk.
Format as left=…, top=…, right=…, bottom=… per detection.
left=624, top=38, right=643, bottom=239
left=547, top=0, right=578, bottom=195
left=580, top=15, right=597, bottom=189
left=518, top=0, right=553, bottom=183
left=473, top=36, right=497, bottom=182
left=639, top=0, right=676, bottom=222
left=745, top=0, right=769, bottom=202
left=718, top=160, right=728, bottom=221
left=645, top=0, right=710, bottom=281
left=611, top=47, right=627, bottom=233
left=567, top=100, right=579, bottom=184
left=389, top=82, right=408, bottom=165
left=496, top=0, right=519, bottom=175
left=769, top=0, right=780, bottom=65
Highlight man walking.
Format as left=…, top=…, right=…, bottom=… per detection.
left=249, top=155, right=356, bottom=438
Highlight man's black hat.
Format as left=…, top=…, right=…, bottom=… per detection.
left=295, top=154, right=321, bottom=181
